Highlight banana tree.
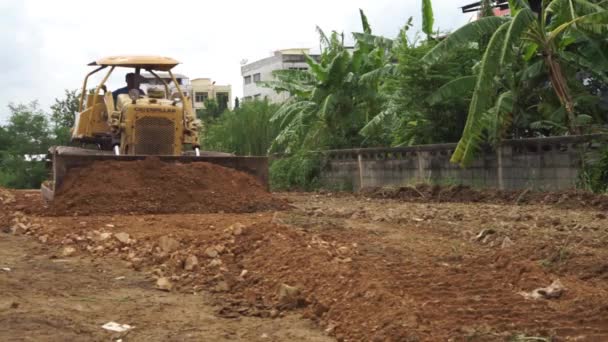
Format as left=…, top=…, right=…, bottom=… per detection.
left=264, top=10, right=394, bottom=153
left=422, top=0, right=608, bottom=166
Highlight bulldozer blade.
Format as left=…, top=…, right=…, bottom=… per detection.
left=41, top=146, right=269, bottom=202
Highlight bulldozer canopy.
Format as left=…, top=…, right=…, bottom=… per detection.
left=88, top=56, right=179, bottom=71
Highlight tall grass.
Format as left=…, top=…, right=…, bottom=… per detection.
left=202, top=99, right=280, bottom=156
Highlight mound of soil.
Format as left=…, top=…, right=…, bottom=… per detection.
left=49, top=158, right=287, bottom=215
left=361, top=184, right=608, bottom=210
left=0, top=187, right=16, bottom=228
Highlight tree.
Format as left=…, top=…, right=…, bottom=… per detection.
left=50, top=89, right=80, bottom=145
left=202, top=99, right=280, bottom=156
left=234, top=96, right=240, bottom=109
left=0, top=102, right=52, bottom=189
left=373, top=31, right=482, bottom=146
left=422, top=0, right=608, bottom=166
left=196, top=98, right=224, bottom=122
left=265, top=9, right=394, bottom=153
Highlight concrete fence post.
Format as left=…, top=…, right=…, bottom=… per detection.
left=497, top=145, right=504, bottom=190
left=357, top=153, right=364, bottom=191
left=417, top=151, right=424, bottom=182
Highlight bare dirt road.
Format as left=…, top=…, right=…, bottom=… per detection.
left=2, top=178, right=608, bottom=341
left=0, top=233, right=332, bottom=342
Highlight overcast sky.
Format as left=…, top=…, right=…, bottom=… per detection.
left=0, top=0, right=475, bottom=121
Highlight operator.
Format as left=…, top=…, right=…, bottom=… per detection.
left=112, top=73, right=146, bottom=102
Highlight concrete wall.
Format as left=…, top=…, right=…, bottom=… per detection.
left=320, top=135, right=607, bottom=191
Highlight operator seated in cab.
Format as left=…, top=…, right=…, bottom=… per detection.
left=112, top=73, right=146, bottom=102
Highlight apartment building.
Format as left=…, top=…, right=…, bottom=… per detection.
left=191, top=78, right=232, bottom=111
left=241, top=48, right=319, bottom=103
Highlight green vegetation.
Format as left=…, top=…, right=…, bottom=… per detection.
left=202, top=99, right=280, bottom=156
left=579, top=142, right=608, bottom=192
left=423, top=0, right=608, bottom=165
left=0, top=103, right=52, bottom=189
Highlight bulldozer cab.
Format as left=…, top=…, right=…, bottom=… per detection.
left=72, top=56, right=200, bottom=155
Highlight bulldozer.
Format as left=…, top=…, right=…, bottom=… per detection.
left=41, top=55, right=268, bottom=201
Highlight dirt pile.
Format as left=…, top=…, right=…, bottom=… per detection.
left=0, top=187, right=15, bottom=228
left=49, top=158, right=287, bottom=215
left=361, top=184, right=608, bottom=210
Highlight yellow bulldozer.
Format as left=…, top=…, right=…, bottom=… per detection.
left=41, top=55, right=268, bottom=201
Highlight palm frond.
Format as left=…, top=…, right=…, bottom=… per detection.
left=427, top=75, right=477, bottom=105
left=316, top=26, right=330, bottom=47
left=499, top=8, right=536, bottom=66
left=359, top=64, right=397, bottom=85
left=359, top=9, right=372, bottom=34
left=359, top=108, right=395, bottom=138
left=451, top=22, right=510, bottom=166
left=422, top=16, right=510, bottom=65
left=305, top=54, right=328, bottom=82
left=508, top=0, right=530, bottom=16
left=422, top=0, right=435, bottom=36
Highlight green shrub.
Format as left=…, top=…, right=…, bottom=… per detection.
left=579, top=144, right=608, bottom=193
left=269, top=152, right=322, bottom=191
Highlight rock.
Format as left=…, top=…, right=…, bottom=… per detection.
left=239, top=269, right=248, bottom=278
left=62, top=246, right=77, bottom=257
left=114, top=232, right=131, bottom=244
left=214, top=281, right=230, bottom=292
left=156, top=277, right=173, bottom=291
left=38, top=235, right=49, bottom=243
left=473, top=229, right=496, bottom=242
left=215, top=244, right=226, bottom=254
left=230, top=223, right=245, bottom=236
left=93, top=231, right=112, bottom=242
left=278, top=283, right=302, bottom=308
left=519, top=279, right=565, bottom=300
left=158, top=236, right=179, bottom=253
left=208, top=259, right=223, bottom=267
left=501, top=236, right=514, bottom=249
left=314, top=302, right=329, bottom=317
left=184, top=255, right=199, bottom=271
left=10, top=222, right=28, bottom=235
left=337, top=246, right=349, bottom=255
left=205, top=247, right=218, bottom=258
left=269, top=309, right=279, bottom=318
left=105, top=224, right=115, bottom=228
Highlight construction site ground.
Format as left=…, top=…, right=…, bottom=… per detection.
left=2, top=188, right=608, bottom=341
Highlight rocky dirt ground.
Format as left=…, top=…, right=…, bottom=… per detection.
left=2, top=184, right=608, bottom=341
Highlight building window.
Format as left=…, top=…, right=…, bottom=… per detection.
left=244, top=96, right=252, bottom=101
left=253, top=94, right=261, bottom=99
left=288, top=67, right=308, bottom=71
left=194, top=92, right=208, bottom=103
left=253, top=73, right=261, bottom=82
left=244, top=75, right=252, bottom=84
left=216, top=92, right=229, bottom=112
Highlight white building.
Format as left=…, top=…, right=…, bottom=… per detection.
left=241, top=48, right=319, bottom=103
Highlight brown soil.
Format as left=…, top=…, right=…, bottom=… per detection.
left=3, top=187, right=608, bottom=341
left=361, top=184, right=608, bottom=210
left=48, top=158, right=287, bottom=216
left=0, top=234, right=331, bottom=342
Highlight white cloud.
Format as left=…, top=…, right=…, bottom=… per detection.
left=0, top=0, right=475, bottom=121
